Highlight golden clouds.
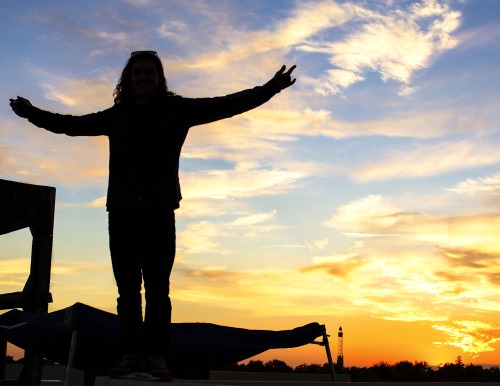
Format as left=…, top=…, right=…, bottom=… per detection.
left=323, top=194, right=500, bottom=253
left=172, top=264, right=353, bottom=319
left=303, top=189, right=500, bottom=335
left=301, top=252, right=362, bottom=279
left=440, top=247, right=500, bottom=269
left=433, top=321, right=500, bottom=355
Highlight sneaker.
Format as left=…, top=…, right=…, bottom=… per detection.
left=109, top=354, right=142, bottom=378
left=142, top=353, right=173, bottom=381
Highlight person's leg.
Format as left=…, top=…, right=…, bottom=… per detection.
left=142, top=209, right=176, bottom=358
left=108, top=209, right=144, bottom=358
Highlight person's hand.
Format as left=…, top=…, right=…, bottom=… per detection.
left=273, top=65, right=297, bottom=90
left=9, top=96, right=33, bottom=118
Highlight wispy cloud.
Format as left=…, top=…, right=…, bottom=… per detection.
left=190, top=266, right=243, bottom=282
left=37, top=71, right=115, bottom=112
left=298, top=0, right=461, bottom=95
left=157, top=20, right=190, bottom=42
left=59, top=196, right=107, bottom=208
left=347, top=135, right=500, bottom=182
left=177, top=220, right=228, bottom=256
left=181, top=167, right=303, bottom=200
left=177, top=209, right=286, bottom=256
left=456, top=21, right=500, bottom=51
left=51, top=261, right=111, bottom=275
left=448, top=173, right=500, bottom=208
left=322, top=194, right=412, bottom=231
left=165, top=0, right=356, bottom=71
left=176, top=197, right=243, bottom=218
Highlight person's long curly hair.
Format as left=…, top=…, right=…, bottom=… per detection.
left=113, top=52, right=175, bottom=104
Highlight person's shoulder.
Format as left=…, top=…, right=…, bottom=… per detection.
left=111, top=101, right=137, bottom=113
left=161, top=93, right=184, bottom=107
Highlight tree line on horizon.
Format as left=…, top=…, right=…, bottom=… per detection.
left=227, top=356, right=500, bottom=382
left=6, top=355, right=500, bottom=381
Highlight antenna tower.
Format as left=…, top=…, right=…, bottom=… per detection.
left=337, top=326, right=344, bottom=369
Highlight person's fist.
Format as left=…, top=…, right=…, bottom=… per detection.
left=9, top=96, right=33, bottom=118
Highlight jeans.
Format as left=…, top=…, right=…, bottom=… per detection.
left=108, top=208, right=176, bottom=357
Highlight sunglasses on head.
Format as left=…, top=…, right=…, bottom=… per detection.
left=131, top=50, right=158, bottom=57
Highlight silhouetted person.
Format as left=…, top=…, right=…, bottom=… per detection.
left=10, top=50, right=296, bottom=381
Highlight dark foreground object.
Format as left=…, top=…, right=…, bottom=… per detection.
left=0, top=303, right=325, bottom=379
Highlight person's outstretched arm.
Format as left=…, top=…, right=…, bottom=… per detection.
left=9, top=96, right=112, bottom=137
left=179, top=65, right=297, bottom=127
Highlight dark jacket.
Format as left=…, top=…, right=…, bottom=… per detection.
left=27, top=79, right=281, bottom=210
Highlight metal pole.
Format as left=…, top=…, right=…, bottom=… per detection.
left=0, top=338, right=6, bottom=380
left=322, top=327, right=337, bottom=382
left=65, top=331, right=78, bottom=386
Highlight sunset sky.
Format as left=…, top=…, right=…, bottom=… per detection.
left=1, top=0, right=500, bottom=368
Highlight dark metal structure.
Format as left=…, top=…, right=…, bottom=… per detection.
left=0, top=179, right=56, bottom=385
